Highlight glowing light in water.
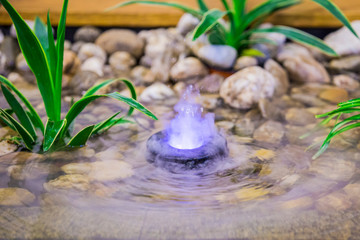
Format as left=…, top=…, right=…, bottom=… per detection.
left=167, top=86, right=216, bottom=149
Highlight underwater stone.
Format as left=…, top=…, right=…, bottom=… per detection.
left=0, top=188, right=35, bottom=206
left=146, top=131, right=228, bottom=173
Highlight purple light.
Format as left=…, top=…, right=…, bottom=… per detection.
left=166, top=86, right=216, bottom=150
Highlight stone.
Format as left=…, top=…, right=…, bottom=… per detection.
left=95, top=147, right=124, bottom=161
left=324, top=20, right=360, bottom=56
left=0, top=36, right=20, bottom=70
left=258, top=98, right=283, bottom=121
left=290, top=93, right=328, bottom=107
left=310, top=158, right=355, bottom=181
left=139, top=82, right=176, bottom=102
left=251, top=149, right=276, bottom=161
left=197, top=45, right=237, bottom=69
left=283, top=55, right=330, bottom=83
left=220, top=66, right=276, bottom=109
left=329, top=55, right=360, bottom=72
left=71, top=41, right=85, bottom=53
left=130, top=66, right=156, bottom=84
left=173, top=81, right=187, bottom=96
left=235, top=186, right=269, bottom=201
left=140, top=29, right=189, bottom=82
left=44, top=174, right=90, bottom=192
left=8, top=162, right=54, bottom=181
left=15, top=53, right=30, bottom=72
left=195, top=74, right=224, bottom=94
left=109, top=51, right=136, bottom=72
left=63, top=50, right=80, bottom=75
left=277, top=43, right=313, bottom=62
left=343, top=183, right=360, bottom=205
left=253, top=120, right=285, bottom=144
left=80, top=57, right=104, bottom=77
left=264, top=59, right=289, bottom=96
left=285, top=108, right=316, bottom=126
left=88, top=160, right=133, bottom=182
left=185, top=33, right=209, bottom=56
left=0, top=51, right=7, bottom=75
left=0, top=29, right=3, bottom=45
left=6, top=72, right=27, bottom=85
left=170, top=57, right=208, bottom=81
left=234, top=118, right=255, bottom=137
left=70, top=71, right=100, bottom=94
left=78, top=43, right=106, bottom=64
left=64, top=40, right=72, bottom=50
left=0, top=126, right=16, bottom=139
left=0, top=188, right=35, bottom=206
left=318, top=88, right=349, bottom=103
left=333, top=75, right=359, bottom=92
left=234, top=56, right=258, bottom=71
left=216, top=121, right=235, bottom=133
left=0, top=140, right=18, bottom=157
left=95, top=29, right=144, bottom=57
left=316, top=192, right=352, bottom=213
left=176, top=13, right=200, bottom=36
left=74, top=26, right=101, bottom=42
left=198, top=94, right=220, bottom=110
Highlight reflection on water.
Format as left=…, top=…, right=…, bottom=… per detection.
left=0, top=86, right=360, bottom=239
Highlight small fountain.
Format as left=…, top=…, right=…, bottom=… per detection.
left=146, top=86, right=228, bottom=172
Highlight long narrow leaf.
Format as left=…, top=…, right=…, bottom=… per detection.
left=0, top=109, right=34, bottom=149
left=0, top=0, right=57, bottom=120
left=43, top=119, right=66, bottom=152
left=67, top=125, right=95, bottom=147
left=1, top=85, right=37, bottom=139
left=99, top=118, right=134, bottom=133
left=62, top=92, right=157, bottom=136
left=312, top=0, right=358, bottom=38
left=54, top=0, right=69, bottom=121
left=0, top=112, right=16, bottom=131
left=251, top=26, right=338, bottom=56
left=92, top=111, right=122, bottom=135
left=0, top=76, right=44, bottom=132
left=193, top=9, right=228, bottom=40
left=47, top=12, right=57, bottom=81
left=197, top=0, right=208, bottom=12
left=106, top=1, right=202, bottom=17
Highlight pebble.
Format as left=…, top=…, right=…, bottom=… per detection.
left=0, top=140, right=18, bottom=157
left=80, top=57, right=104, bottom=77
left=170, top=57, right=208, bottom=81
left=234, top=118, right=255, bottom=137
left=234, top=56, right=258, bottom=71
left=63, top=50, right=80, bottom=75
left=258, top=98, right=283, bottom=121
left=264, top=59, right=289, bottom=96
left=74, top=26, right=101, bottom=42
left=69, top=71, right=100, bottom=93
left=329, top=55, right=360, bottom=72
left=130, top=66, right=156, bottom=84
left=0, top=188, right=35, bottom=206
left=109, top=51, right=136, bottom=72
left=197, top=44, right=237, bottom=69
left=281, top=196, right=313, bottom=210
left=316, top=192, right=352, bottom=213
left=285, top=108, right=316, bottom=126
left=333, top=75, right=360, bottom=91
left=78, top=43, right=107, bottom=64
left=195, top=74, right=224, bottom=94
left=220, top=66, right=276, bottom=109
left=176, top=13, right=199, bottom=36
left=253, top=120, right=285, bottom=144
left=139, top=82, right=176, bottom=102
left=96, top=29, right=144, bottom=57
left=318, top=88, right=349, bottom=104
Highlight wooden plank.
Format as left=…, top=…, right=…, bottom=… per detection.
left=0, top=0, right=358, bottom=27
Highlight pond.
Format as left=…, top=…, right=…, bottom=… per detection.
left=1, top=77, right=360, bottom=239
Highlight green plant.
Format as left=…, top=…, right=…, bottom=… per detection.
left=307, top=98, right=360, bottom=159
left=107, top=0, right=358, bottom=56
left=0, top=0, right=157, bottom=152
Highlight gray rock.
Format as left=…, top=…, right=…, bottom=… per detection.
left=0, top=51, right=7, bottom=75
left=324, top=20, right=360, bottom=56
left=0, top=29, right=4, bottom=45
left=130, top=66, right=156, bottom=84
left=283, top=55, right=330, bottom=83
left=6, top=72, right=27, bottom=85
left=139, top=82, right=176, bottom=102
left=264, top=59, right=289, bottom=96
left=234, top=56, right=258, bottom=71
left=74, top=26, right=101, bottom=42
left=140, top=28, right=189, bottom=82
left=198, top=94, right=220, bottom=110
left=333, top=75, right=360, bottom=92
left=80, top=57, right=104, bottom=77
left=63, top=50, right=80, bottom=75
left=277, top=43, right=313, bottom=62
left=170, top=57, right=208, bottom=81
left=285, top=108, right=316, bottom=126
left=0, top=36, right=20, bottom=70
left=0, top=140, right=18, bottom=157
left=253, top=120, right=285, bottom=144
left=109, top=51, right=136, bottom=72
left=220, top=66, right=276, bottom=109
left=44, top=174, right=90, bottom=192
left=71, top=41, right=85, bottom=53
left=96, top=29, right=144, bottom=57
left=195, top=73, right=224, bottom=94
left=176, top=13, right=200, bottom=36
left=234, top=118, right=255, bottom=137
left=258, top=98, right=283, bottom=121
left=0, top=188, right=35, bottom=206
left=329, top=55, right=360, bottom=72
left=197, top=45, right=237, bottom=69
left=15, top=53, right=30, bottom=73
left=78, top=43, right=107, bottom=64
left=64, top=40, right=72, bottom=50
left=70, top=71, right=100, bottom=94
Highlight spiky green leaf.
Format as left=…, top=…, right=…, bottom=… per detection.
left=92, top=111, right=122, bottom=135
left=193, top=9, right=227, bottom=41
left=43, top=119, right=66, bottom=152
left=1, top=84, right=37, bottom=139
left=197, top=0, right=208, bottom=12
left=67, top=125, right=95, bottom=147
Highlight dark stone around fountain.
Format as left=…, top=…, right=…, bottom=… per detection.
left=146, top=131, right=228, bottom=172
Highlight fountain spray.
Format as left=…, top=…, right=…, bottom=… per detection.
left=146, top=86, right=228, bottom=172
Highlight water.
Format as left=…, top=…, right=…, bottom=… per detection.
left=1, top=84, right=360, bottom=239
left=166, top=86, right=216, bottom=150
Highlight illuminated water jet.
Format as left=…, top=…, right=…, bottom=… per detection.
left=146, top=86, right=228, bottom=172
